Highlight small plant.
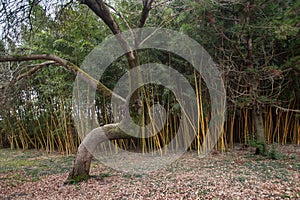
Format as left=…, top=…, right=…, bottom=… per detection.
left=248, top=139, right=283, bottom=160
left=75, top=184, right=80, bottom=190
left=65, top=173, right=89, bottom=184
left=99, top=172, right=111, bottom=179
left=200, top=189, right=209, bottom=195
left=267, top=144, right=281, bottom=160
left=236, top=176, right=246, bottom=183
left=282, top=193, right=290, bottom=198
left=248, top=139, right=268, bottom=156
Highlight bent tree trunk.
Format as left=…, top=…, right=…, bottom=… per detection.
left=67, top=0, right=154, bottom=184
left=66, top=123, right=132, bottom=183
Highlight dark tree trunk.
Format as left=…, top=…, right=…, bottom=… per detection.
left=253, top=111, right=268, bottom=155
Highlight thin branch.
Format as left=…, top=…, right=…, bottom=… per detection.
left=14, top=61, right=56, bottom=82
left=0, top=54, right=126, bottom=103
left=104, top=2, right=135, bottom=44
left=104, top=2, right=132, bottom=30
left=138, top=13, right=179, bottom=47
left=151, top=0, right=172, bottom=9
left=273, top=105, right=300, bottom=113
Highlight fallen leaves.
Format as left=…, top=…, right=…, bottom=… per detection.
left=0, top=145, right=299, bottom=199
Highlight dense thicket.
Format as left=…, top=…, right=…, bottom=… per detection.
left=0, top=0, right=299, bottom=153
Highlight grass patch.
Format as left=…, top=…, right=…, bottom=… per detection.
left=0, top=149, right=74, bottom=183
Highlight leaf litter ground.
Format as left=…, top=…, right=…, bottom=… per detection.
left=0, top=145, right=299, bottom=199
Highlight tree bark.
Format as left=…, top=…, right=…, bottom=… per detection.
left=66, top=123, right=132, bottom=183
left=245, top=13, right=268, bottom=155
left=66, top=143, right=93, bottom=183
left=253, top=111, right=268, bottom=155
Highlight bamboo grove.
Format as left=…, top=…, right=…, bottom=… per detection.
left=0, top=0, right=299, bottom=154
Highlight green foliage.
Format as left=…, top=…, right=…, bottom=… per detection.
left=268, top=144, right=281, bottom=160
left=174, top=0, right=299, bottom=98
left=249, top=140, right=283, bottom=159
left=0, top=40, right=5, bottom=53
left=1, top=0, right=299, bottom=152
left=248, top=139, right=268, bottom=156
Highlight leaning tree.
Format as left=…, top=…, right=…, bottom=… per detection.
left=0, top=0, right=199, bottom=182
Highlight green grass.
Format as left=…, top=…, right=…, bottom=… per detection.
left=0, top=149, right=74, bottom=182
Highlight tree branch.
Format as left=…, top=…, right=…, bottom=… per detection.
left=104, top=2, right=132, bottom=31
left=81, top=0, right=121, bottom=35
left=273, top=105, right=300, bottom=113
left=14, top=61, right=57, bottom=82
left=138, top=0, right=154, bottom=28
left=81, top=0, right=137, bottom=69
left=0, top=54, right=126, bottom=103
